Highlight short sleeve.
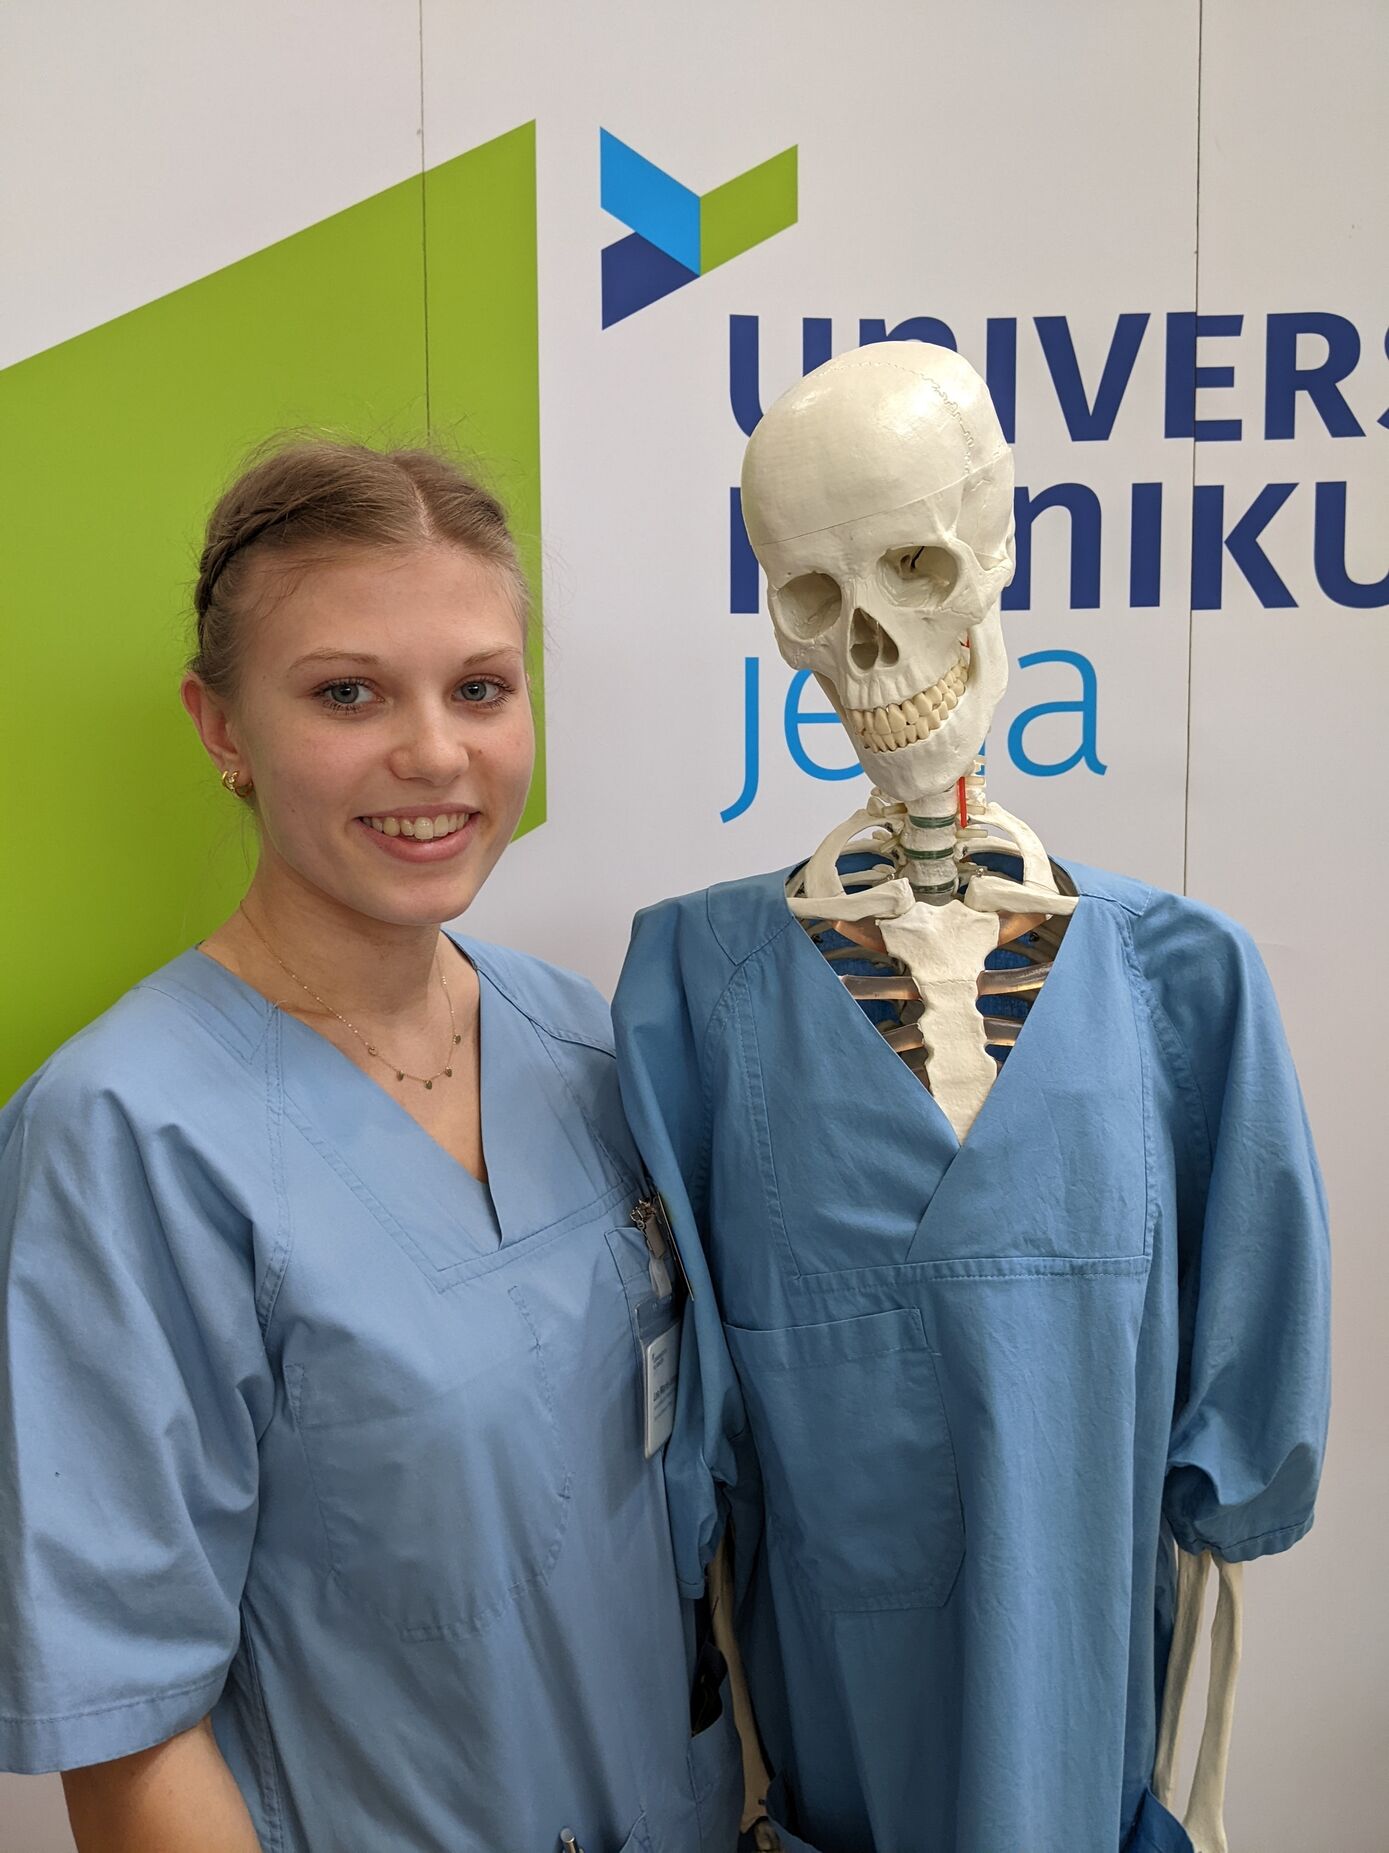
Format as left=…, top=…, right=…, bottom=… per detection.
left=0, top=1062, right=270, bottom=1772
left=613, top=897, right=746, bottom=1599
left=1139, top=894, right=1331, bottom=1564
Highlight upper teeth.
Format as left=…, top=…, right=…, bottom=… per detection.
left=364, top=813, right=467, bottom=841
left=849, top=654, right=969, bottom=753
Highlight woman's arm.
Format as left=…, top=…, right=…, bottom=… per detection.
left=61, top=1716, right=261, bottom=1853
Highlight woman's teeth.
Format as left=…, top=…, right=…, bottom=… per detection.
left=363, top=812, right=469, bottom=841
left=849, top=653, right=969, bottom=754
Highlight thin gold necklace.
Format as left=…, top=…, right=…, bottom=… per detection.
left=236, top=904, right=462, bottom=1089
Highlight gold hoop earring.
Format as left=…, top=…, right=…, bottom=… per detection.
left=221, top=768, right=249, bottom=796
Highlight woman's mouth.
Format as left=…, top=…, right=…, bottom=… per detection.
left=361, top=811, right=470, bottom=842
left=354, top=810, right=479, bottom=862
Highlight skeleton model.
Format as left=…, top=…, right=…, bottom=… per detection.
left=722, top=342, right=1243, bottom=1853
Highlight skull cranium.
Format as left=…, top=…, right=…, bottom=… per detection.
left=741, top=342, right=1015, bottom=801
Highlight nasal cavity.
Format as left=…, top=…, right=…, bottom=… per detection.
left=849, top=608, right=899, bottom=670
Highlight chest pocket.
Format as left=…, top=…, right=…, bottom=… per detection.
left=285, top=1279, right=572, bottom=1640
left=726, top=1307, right=963, bottom=1612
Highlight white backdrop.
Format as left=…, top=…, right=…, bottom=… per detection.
left=2, top=3, right=1384, bottom=1847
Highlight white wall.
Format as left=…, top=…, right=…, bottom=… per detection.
left=3, top=2, right=1384, bottom=1846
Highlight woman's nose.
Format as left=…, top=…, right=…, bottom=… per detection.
left=386, top=707, right=471, bottom=784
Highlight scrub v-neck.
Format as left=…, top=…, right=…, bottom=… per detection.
left=191, top=932, right=511, bottom=1248
left=777, top=859, right=1090, bottom=1167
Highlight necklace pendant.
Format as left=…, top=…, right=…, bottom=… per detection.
left=454, top=1033, right=462, bottom=1045
left=424, top=1079, right=434, bottom=1090
left=366, top=1044, right=378, bottom=1056
left=396, top=1071, right=405, bottom=1081
left=444, top=1067, right=453, bottom=1078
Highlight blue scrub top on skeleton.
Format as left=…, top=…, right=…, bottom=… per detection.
left=612, top=858, right=1331, bottom=1853
left=0, top=934, right=742, bottom=1853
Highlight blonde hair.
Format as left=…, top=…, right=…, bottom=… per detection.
left=190, top=438, right=528, bottom=699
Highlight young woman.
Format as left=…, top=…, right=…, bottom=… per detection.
left=0, top=442, right=742, bottom=1853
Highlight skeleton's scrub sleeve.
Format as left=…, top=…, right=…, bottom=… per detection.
left=1135, top=889, right=1331, bottom=1564
left=614, top=890, right=747, bottom=1600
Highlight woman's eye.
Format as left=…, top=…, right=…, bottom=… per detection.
left=318, top=680, right=373, bottom=709
left=314, top=677, right=508, bottom=712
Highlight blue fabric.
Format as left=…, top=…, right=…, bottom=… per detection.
left=1124, top=1789, right=1196, bottom=1853
left=0, top=936, right=741, bottom=1853
left=612, top=860, right=1330, bottom=1853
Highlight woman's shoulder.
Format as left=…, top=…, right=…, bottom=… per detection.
left=4, top=949, right=267, bottom=1138
left=451, top=933, right=615, bottom=1056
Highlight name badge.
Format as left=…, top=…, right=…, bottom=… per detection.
left=639, top=1304, right=680, bottom=1458
left=631, top=1187, right=686, bottom=1457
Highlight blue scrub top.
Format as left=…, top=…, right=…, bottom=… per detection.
left=612, top=860, right=1331, bottom=1853
left=0, top=934, right=741, bottom=1853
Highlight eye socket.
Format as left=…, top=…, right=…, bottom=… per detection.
left=880, top=544, right=959, bottom=607
left=771, top=571, right=842, bottom=641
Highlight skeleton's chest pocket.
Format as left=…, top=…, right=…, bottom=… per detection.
left=725, top=1306, right=964, bottom=1612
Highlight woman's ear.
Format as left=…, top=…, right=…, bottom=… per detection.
left=181, top=673, right=248, bottom=784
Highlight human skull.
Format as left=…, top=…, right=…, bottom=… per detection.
left=741, top=341, right=1014, bottom=801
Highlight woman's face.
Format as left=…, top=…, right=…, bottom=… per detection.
left=205, top=542, right=534, bottom=929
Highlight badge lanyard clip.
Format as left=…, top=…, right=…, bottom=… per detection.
left=631, top=1190, right=692, bottom=1300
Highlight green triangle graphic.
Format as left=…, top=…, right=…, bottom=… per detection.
left=1, top=123, right=543, bottom=1099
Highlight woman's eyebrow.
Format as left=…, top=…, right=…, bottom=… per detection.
left=290, top=649, right=383, bottom=669
left=288, top=645, right=522, bottom=671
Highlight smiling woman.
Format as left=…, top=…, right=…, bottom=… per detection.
left=0, top=439, right=743, bottom=1853
left=184, top=443, right=535, bottom=945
